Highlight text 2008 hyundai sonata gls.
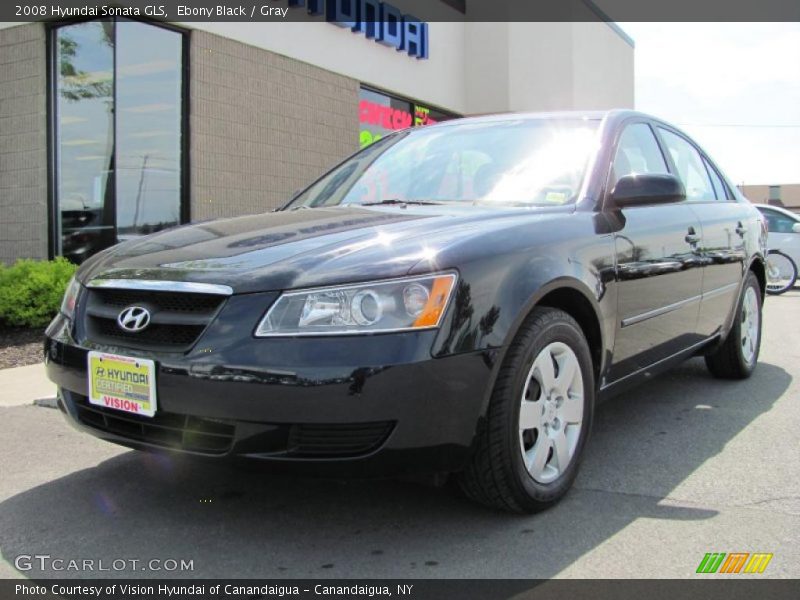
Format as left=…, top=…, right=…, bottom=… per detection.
left=46, top=110, right=767, bottom=512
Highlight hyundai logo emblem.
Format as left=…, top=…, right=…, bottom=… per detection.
left=117, top=306, right=151, bottom=333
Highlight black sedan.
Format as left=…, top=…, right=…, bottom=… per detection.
left=45, top=110, right=767, bottom=512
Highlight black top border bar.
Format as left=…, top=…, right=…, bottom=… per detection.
left=3, top=0, right=800, bottom=23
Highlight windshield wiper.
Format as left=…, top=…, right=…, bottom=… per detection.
left=360, top=199, right=444, bottom=207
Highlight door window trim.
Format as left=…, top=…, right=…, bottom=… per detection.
left=701, top=154, right=735, bottom=201
left=701, top=156, right=732, bottom=202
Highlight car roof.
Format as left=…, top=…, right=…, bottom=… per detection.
left=753, top=204, right=800, bottom=219
left=426, top=109, right=654, bottom=128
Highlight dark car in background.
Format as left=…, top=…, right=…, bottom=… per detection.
left=46, top=110, right=767, bottom=512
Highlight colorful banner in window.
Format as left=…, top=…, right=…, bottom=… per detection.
left=359, top=88, right=457, bottom=148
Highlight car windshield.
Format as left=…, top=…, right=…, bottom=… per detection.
left=286, top=118, right=600, bottom=209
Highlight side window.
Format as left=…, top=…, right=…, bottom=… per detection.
left=612, top=123, right=668, bottom=186
left=703, top=158, right=730, bottom=201
left=760, top=209, right=798, bottom=234
left=658, top=128, right=715, bottom=202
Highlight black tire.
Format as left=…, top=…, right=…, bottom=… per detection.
left=456, top=307, right=595, bottom=513
left=704, top=271, right=762, bottom=379
left=765, top=249, right=798, bottom=295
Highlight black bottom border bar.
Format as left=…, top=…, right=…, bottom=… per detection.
left=3, top=579, right=799, bottom=600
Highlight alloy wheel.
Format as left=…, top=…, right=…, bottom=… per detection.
left=519, top=342, right=585, bottom=484
left=740, top=287, right=759, bottom=365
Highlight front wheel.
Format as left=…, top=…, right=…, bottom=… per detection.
left=704, top=271, right=762, bottom=379
left=456, top=307, right=594, bottom=513
left=765, top=249, right=798, bottom=295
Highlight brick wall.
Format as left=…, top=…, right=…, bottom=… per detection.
left=0, top=23, right=48, bottom=264
left=189, top=31, right=360, bottom=220
left=740, top=184, right=800, bottom=212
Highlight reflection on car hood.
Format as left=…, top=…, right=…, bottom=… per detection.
left=78, top=205, right=565, bottom=293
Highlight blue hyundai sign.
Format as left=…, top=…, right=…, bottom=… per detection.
left=288, top=0, right=429, bottom=59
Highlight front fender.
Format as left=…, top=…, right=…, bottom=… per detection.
left=423, top=217, right=617, bottom=417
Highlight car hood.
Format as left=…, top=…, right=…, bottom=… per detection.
left=78, top=205, right=565, bottom=294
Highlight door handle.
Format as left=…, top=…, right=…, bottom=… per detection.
left=685, top=227, right=701, bottom=245
left=735, top=222, right=748, bottom=236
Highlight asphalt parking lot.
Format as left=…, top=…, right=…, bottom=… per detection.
left=1, top=290, right=798, bottom=580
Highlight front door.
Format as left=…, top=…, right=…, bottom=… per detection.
left=605, top=122, right=705, bottom=382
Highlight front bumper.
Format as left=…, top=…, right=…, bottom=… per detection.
left=45, top=312, right=496, bottom=476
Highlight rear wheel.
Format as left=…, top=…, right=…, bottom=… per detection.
left=765, top=249, right=797, bottom=295
left=456, top=307, right=594, bottom=513
left=704, top=271, right=762, bottom=379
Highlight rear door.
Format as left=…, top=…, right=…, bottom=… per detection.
left=656, top=127, right=750, bottom=338
left=606, top=121, right=704, bottom=383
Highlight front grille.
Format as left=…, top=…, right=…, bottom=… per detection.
left=93, top=290, right=222, bottom=313
left=74, top=394, right=235, bottom=455
left=94, top=318, right=205, bottom=347
left=287, top=422, right=394, bottom=457
left=83, top=288, right=225, bottom=352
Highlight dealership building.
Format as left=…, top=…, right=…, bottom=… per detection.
left=0, top=1, right=633, bottom=265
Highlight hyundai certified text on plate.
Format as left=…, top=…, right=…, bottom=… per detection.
left=46, top=110, right=767, bottom=512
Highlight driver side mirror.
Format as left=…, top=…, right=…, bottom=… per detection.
left=793, top=222, right=800, bottom=234
left=611, top=173, right=686, bottom=208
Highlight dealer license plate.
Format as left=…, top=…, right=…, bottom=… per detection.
left=87, top=351, right=157, bottom=417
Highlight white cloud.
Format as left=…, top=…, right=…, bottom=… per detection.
left=620, top=23, right=800, bottom=184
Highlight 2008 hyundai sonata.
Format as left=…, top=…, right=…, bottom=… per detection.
left=46, top=110, right=766, bottom=512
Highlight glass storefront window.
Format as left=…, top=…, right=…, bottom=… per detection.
left=54, top=21, right=115, bottom=264
left=53, top=20, right=184, bottom=263
left=359, top=87, right=457, bottom=148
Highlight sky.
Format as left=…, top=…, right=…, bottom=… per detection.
left=618, top=23, right=800, bottom=186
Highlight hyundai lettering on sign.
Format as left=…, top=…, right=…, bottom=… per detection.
left=288, top=0, right=429, bottom=59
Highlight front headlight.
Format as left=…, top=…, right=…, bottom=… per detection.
left=255, top=272, right=458, bottom=336
left=59, top=276, right=82, bottom=320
